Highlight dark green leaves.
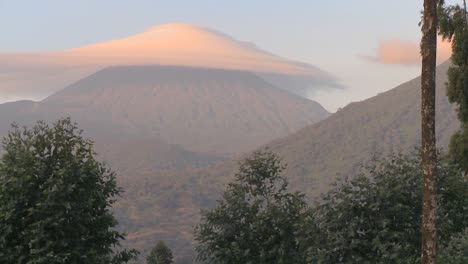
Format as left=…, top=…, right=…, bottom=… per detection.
left=307, top=152, right=468, bottom=263
left=194, top=150, right=309, bottom=264
left=146, top=241, right=174, bottom=264
left=438, top=229, right=468, bottom=264
left=438, top=1, right=468, bottom=171
left=0, top=118, right=137, bottom=264
left=193, top=150, right=467, bottom=263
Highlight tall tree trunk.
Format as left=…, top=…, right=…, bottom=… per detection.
left=420, top=0, right=438, bottom=263
left=464, top=0, right=467, bottom=24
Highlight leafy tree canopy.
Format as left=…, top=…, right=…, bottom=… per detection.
left=438, top=0, right=468, bottom=169
left=304, top=152, right=468, bottom=263
left=146, top=241, right=174, bottom=264
left=0, top=118, right=137, bottom=264
left=438, top=228, right=468, bottom=264
left=194, top=150, right=309, bottom=264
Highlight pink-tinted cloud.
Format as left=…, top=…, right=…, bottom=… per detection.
left=67, top=23, right=329, bottom=77
left=0, top=23, right=340, bottom=102
left=365, top=38, right=452, bottom=65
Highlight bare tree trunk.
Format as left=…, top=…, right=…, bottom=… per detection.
left=464, top=0, right=467, bottom=24
left=421, top=0, right=438, bottom=263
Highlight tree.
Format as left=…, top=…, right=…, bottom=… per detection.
left=421, top=0, right=439, bottom=262
left=0, top=118, right=137, bottom=264
left=438, top=229, right=468, bottom=264
left=438, top=0, right=468, bottom=171
left=194, top=150, right=309, bottom=264
left=305, top=152, right=468, bottom=263
left=146, top=241, right=174, bottom=264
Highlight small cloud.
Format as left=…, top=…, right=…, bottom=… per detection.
left=364, top=38, right=452, bottom=66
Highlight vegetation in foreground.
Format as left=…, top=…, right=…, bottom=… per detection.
left=307, top=151, right=468, bottom=263
left=194, top=151, right=309, bottom=264
left=195, top=150, right=468, bottom=264
left=146, top=241, right=174, bottom=264
left=0, top=118, right=137, bottom=263
left=0, top=119, right=465, bottom=263
left=439, top=0, right=468, bottom=172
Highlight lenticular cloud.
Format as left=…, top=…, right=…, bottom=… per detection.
left=0, top=23, right=340, bottom=101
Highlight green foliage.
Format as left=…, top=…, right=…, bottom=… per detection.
left=304, top=152, right=468, bottom=263
left=0, top=118, right=137, bottom=264
left=146, top=241, right=174, bottom=264
left=448, top=123, right=468, bottom=169
left=194, top=150, right=309, bottom=264
left=438, top=1, right=468, bottom=169
left=438, top=228, right=468, bottom=264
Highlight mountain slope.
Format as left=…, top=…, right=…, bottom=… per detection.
left=98, top=138, right=222, bottom=176
left=194, top=62, right=458, bottom=197
left=43, top=65, right=330, bottom=155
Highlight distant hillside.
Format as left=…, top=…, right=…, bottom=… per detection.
left=195, top=62, right=459, bottom=197
left=98, top=138, right=222, bottom=176
left=264, top=61, right=458, bottom=196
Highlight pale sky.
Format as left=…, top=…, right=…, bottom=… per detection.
left=0, top=0, right=460, bottom=112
